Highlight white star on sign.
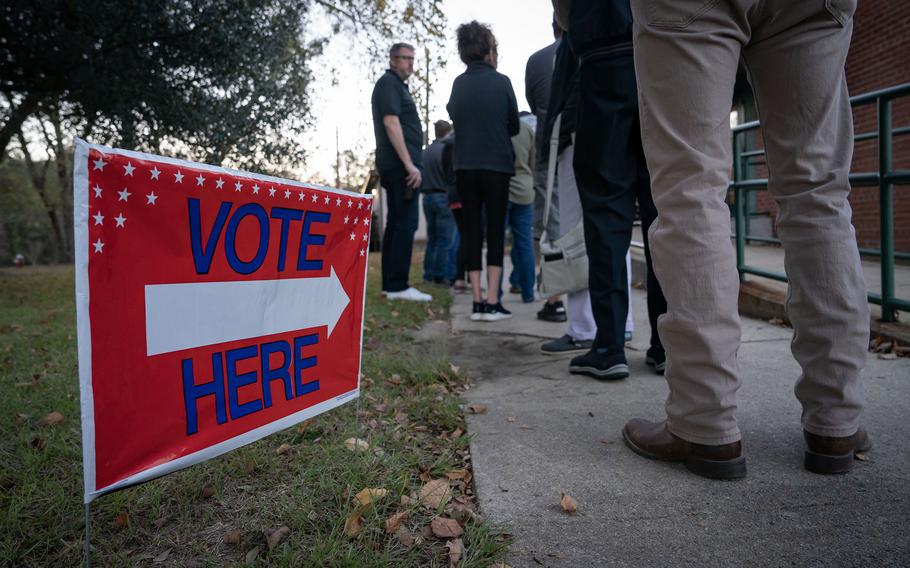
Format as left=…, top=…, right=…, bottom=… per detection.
left=284, top=189, right=291, bottom=199
left=336, top=198, right=341, bottom=206
left=114, top=213, right=126, bottom=227
left=118, top=188, right=131, bottom=202
left=344, top=216, right=349, bottom=224
left=196, top=174, right=205, bottom=187
left=268, top=187, right=276, bottom=197
left=252, top=185, right=260, bottom=195
left=93, top=185, right=102, bottom=198
left=347, top=199, right=353, bottom=207
left=174, top=171, right=184, bottom=183
left=360, top=248, right=365, bottom=256
left=146, top=191, right=158, bottom=205
left=357, top=201, right=363, bottom=209
left=93, top=239, right=104, bottom=253
left=349, top=232, right=356, bottom=240
left=299, top=192, right=305, bottom=201
left=92, top=158, right=107, bottom=171
left=362, top=233, right=368, bottom=241
left=235, top=181, right=243, bottom=191
left=123, top=162, right=135, bottom=176
left=362, top=217, right=369, bottom=226
left=92, top=212, right=104, bottom=226
left=324, top=196, right=330, bottom=205
left=216, top=178, right=224, bottom=189
left=354, top=217, right=359, bottom=225
left=311, top=193, right=318, bottom=203
left=150, top=166, right=161, bottom=180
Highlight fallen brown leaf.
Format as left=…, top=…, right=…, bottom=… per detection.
left=450, top=428, right=464, bottom=439
left=400, top=494, right=415, bottom=506
left=200, top=483, right=215, bottom=499
left=431, top=517, right=463, bottom=538
left=266, top=525, right=290, bottom=549
left=15, top=413, right=28, bottom=424
left=152, top=517, right=169, bottom=529
left=29, top=437, right=46, bottom=450
left=37, top=411, right=65, bottom=426
left=449, top=362, right=460, bottom=374
left=467, top=403, right=487, bottom=414
left=385, top=511, right=409, bottom=534
left=855, top=452, right=870, bottom=462
left=560, top=492, right=578, bottom=515
left=296, top=419, right=313, bottom=433
left=344, top=437, right=370, bottom=452
left=446, top=537, right=464, bottom=567
left=344, top=505, right=369, bottom=537
left=396, top=526, right=414, bottom=547
left=223, top=529, right=241, bottom=545
left=444, top=469, right=468, bottom=481
left=389, top=373, right=402, bottom=385
left=244, top=546, right=260, bottom=563
left=419, top=471, right=430, bottom=483
left=115, top=511, right=129, bottom=528
left=276, top=443, right=292, bottom=455
left=152, top=550, right=170, bottom=563
left=354, top=487, right=388, bottom=506
left=419, top=479, right=452, bottom=510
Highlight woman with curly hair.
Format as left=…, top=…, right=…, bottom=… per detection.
left=446, top=20, right=520, bottom=322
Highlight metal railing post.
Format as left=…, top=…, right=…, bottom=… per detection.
left=733, top=132, right=746, bottom=280
left=878, top=97, right=896, bottom=322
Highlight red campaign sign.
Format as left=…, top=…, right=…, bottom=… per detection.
left=73, top=140, right=371, bottom=502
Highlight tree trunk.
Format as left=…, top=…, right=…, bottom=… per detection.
left=50, top=112, right=74, bottom=262
left=0, top=92, right=42, bottom=164
left=16, top=129, right=67, bottom=263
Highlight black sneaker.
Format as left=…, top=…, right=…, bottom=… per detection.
left=482, top=302, right=512, bottom=322
left=537, top=300, right=567, bottom=322
left=470, top=301, right=486, bottom=321
left=541, top=335, right=594, bottom=355
left=646, top=346, right=666, bottom=375
left=569, top=349, right=630, bottom=380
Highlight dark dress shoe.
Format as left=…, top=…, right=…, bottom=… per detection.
left=804, top=428, right=872, bottom=474
left=622, top=418, right=747, bottom=479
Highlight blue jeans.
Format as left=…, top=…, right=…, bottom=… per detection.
left=505, top=201, right=535, bottom=303
left=422, top=192, right=456, bottom=283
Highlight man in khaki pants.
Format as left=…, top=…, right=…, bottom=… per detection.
left=622, top=0, right=871, bottom=479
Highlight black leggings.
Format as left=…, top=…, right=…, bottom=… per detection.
left=456, top=170, right=510, bottom=271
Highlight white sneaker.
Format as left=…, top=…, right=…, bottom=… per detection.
left=385, top=287, right=432, bottom=302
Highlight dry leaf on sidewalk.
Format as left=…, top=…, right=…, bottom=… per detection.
left=467, top=403, right=487, bottom=414
left=431, top=517, right=463, bottom=538
left=560, top=492, right=578, bottom=515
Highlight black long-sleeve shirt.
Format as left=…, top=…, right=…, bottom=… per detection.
left=446, top=62, right=520, bottom=175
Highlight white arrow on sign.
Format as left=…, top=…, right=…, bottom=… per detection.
left=144, top=267, right=351, bottom=356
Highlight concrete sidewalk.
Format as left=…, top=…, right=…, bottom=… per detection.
left=448, top=287, right=910, bottom=567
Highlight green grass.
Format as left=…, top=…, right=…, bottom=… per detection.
left=0, top=257, right=510, bottom=566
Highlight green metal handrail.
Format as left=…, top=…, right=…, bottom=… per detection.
left=730, top=82, right=910, bottom=321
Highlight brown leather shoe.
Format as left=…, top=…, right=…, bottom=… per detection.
left=622, top=418, right=747, bottom=479
left=804, top=428, right=872, bottom=474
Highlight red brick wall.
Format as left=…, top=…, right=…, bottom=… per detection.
left=750, top=0, right=910, bottom=252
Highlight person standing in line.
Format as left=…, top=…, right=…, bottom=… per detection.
left=421, top=120, right=457, bottom=286
left=552, top=1, right=667, bottom=381
left=504, top=111, right=537, bottom=304
left=526, top=17, right=568, bottom=324
left=624, top=0, right=870, bottom=479
left=447, top=20, right=520, bottom=322
left=371, top=42, right=432, bottom=302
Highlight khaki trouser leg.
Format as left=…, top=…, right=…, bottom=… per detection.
left=742, top=1, right=867, bottom=437
left=632, top=0, right=867, bottom=444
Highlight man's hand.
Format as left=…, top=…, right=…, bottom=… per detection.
left=405, top=163, right=422, bottom=189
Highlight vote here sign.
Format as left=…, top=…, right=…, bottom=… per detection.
left=73, top=139, right=371, bottom=502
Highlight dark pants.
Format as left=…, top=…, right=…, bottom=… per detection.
left=380, top=169, right=419, bottom=292
left=457, top=170, right=510, bottom=271
left=574, top=53, right=666, bottom=353
left=452, top=208, right=467, bottom=281
left=422, top=191, right=456, bottom=282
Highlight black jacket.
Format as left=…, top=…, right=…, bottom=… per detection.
left=556, top=0, right=634, bottom=57
left=446, top=62, right=520, bottom=175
